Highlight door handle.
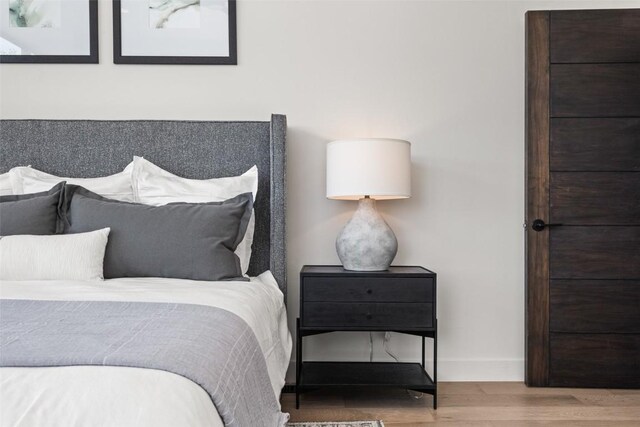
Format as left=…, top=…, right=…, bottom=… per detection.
left=531, top=219, right=563, bottom=232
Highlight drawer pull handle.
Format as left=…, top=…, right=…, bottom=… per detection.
left=366, top=289, right=373, bottom=295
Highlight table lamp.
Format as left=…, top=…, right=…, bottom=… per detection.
left=326, top=138, right=411, bottom=271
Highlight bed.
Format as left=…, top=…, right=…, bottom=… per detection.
left=0, top=115, right=290, bottom=427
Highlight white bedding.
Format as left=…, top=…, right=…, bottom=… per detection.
left=0, top=271, right=292, bottom=427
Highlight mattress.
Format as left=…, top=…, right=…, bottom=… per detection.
left=0, top=271, right=292, bottom=427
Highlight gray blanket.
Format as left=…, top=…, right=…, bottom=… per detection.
left=0, top=299, right=288, bottom=427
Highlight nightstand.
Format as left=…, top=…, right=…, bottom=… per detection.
left=296, top=265, right=437, bottom=409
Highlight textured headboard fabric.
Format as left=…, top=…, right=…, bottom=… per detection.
left=0, top=115, right=287, bottom=297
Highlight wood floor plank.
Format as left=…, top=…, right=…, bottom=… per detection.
left=478, top=382, right=613, bottom=396
left=490, top=422, right=640, bottom=427
left=287, top=407, right=435, bottom=423
left=384, top=421, right=640, bottom=426
left=575, top=394, right=640, bottom=407
left=608, top=389, right=640, bottom=396
left=281, top=382, right=640, bottom=425
left=440, top=393, right=581, bottom=407
left=438, top=382, right=486, bottom=395
left=431, top=406, right=640, bottom=421
left=385, top=423, right=493, bottom=427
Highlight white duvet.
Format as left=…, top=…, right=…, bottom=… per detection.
left=0, top=271, right=292, bottom=427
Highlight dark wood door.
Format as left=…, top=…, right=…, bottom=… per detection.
left=526, top=9, right=640, bottom=388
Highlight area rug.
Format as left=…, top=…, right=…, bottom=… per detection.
left=288, top=422, right=384, bottom=427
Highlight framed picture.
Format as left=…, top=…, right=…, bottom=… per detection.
left=0, top=0, right=98, bottom=63
left=113, top=0, right=236, bottom=65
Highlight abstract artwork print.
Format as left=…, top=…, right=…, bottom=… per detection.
left=149, top=0, right=200, bottom=29
left=9, top=0, right=60, bottom=28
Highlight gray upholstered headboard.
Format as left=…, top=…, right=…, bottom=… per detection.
left=0, top=114, right=287, bottom=297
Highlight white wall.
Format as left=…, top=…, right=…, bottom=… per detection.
left=2, top=0, right=638, bottom=381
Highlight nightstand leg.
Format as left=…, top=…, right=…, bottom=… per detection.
left=433, top=318, right=438, bottom=409
left=296, top=318, right=301, bottom=409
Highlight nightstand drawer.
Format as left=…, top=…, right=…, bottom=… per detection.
left=303, top=302, right=433, bottom=329
left=303, top=277, right=434, bottom=302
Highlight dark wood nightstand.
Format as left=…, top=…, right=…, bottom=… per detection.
left=296, top=265, right=438, bottom=409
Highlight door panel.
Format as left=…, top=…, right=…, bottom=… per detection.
left=550, top=118, right=640, bottom=172
left=550, top=9, right=640, bottom=63
left=550, top=227, right=640, bottom=279
left=525, top=10, right=551, bottom=387
left=550, top=333, right=640, bottom=388
left=550, top=280, right=640, bottom=333
left=550, top=172, right=640, bottom=224
left=550, top=64, right=640, bottom=117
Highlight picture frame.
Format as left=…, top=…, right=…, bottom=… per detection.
left=0, top=0, right=98, bottom=64
left=113, top=0, right=237, bottom=65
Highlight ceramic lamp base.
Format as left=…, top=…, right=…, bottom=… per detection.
left=336, top=197, right=398, bottom=271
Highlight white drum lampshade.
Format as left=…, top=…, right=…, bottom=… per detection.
left=326, top=138, right=411, bottom=271
left=326, top=139, right=411, bottom=200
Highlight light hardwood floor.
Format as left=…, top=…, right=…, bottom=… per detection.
left=281, top=383, right=640, bottom=426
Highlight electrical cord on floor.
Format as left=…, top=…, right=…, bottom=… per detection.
left=383, top=332, right=424, bottom=399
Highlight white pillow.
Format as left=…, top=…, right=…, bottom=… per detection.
left=0, top=172, right=12, bottom=196
left=9, top=162, right=135, bottom=201
left=132, top=156, right=258, bottom=275
left=0, top=228, right=110, bottom=281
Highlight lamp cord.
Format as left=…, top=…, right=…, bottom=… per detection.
left=369, top=332, right=374, bottom=362
left=368, top=332, right=424, bottom=399
left=383, top=331, right=400, bottom=362
left=383, top=332, right=424, bottom=400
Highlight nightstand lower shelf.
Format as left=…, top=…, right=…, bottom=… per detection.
left=299, top=361, right=435, bottom=390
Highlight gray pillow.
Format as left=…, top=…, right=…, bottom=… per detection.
left=0, top=182, right=66, bottom=235
left=65, top=185, right=253, bottom=281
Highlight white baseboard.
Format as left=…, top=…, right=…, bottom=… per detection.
left=285, top=359, right=524, bottom=383
left=433, top=359, right=524, bottom=381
